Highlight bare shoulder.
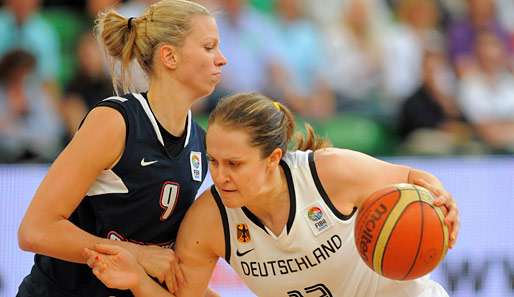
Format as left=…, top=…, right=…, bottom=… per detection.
left=64, top=106, right=126, bottom=170
left=77, top=106, right=126, bottom=144
left=313, top=148, right=410, bottom=208
left=312, top=148, right=363, bottom=210
left=314, top=147, right=371, bottom=165
left=174, top=189, right=224, bottom=296
left=313, top=148, right=367, bottom=183
left=185, top=189, right=220, bottom=224
left=176, top=189, right=224, bottom=258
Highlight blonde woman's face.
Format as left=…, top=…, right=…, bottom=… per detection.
left=175, top=15, right=227, bottom=98
left=206, top=123, right=271, bottom=208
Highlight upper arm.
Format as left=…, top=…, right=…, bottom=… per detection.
left=175, top=191, right=223, bottom=297
left=314, top=148, right=410, bottom=209
left=20, top=106, right=126, bottom=227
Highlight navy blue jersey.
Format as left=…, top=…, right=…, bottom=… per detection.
left=18, top=93, right=209, bottom=297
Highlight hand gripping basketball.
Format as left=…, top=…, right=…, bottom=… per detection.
left=354, top=183, right=450, bottom=280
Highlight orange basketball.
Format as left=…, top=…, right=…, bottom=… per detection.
left=354, top=183, right=449, bottom=280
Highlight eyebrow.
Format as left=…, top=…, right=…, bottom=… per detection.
left=202, top=38, right=219, bottom=44
left=206, top=153, right=243, bottom=161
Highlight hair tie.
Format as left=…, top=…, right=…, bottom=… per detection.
left=128, top=17, right=135, bottom=30
left=272, top=101, right=281, bottom=111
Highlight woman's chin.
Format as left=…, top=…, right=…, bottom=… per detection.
left=220, top=191, right=243, bottom=208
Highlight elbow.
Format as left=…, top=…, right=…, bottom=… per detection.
left=18, top=221, right=43, bottom=252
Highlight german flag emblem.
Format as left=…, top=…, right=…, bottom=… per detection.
left=237, top=224, right=251, bottom=243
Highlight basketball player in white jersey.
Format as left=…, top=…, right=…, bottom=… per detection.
left=84, top=93, right=460, bottom=297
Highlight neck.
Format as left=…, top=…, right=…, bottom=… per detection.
left=147, top=78, right=195, bottom=136
left=245, top=165, right=290, bottom=235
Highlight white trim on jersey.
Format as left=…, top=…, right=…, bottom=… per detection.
left=102, top=96, right=128, bottom=102
left=195, top=168, right=213, bottom=199
left=183, top=110, right=192, bottom=148
left=133, top=93, right=164, bottom=146
left=132, top=93, right=192, bottom=148
left=87, top=169, right=129, bottom=196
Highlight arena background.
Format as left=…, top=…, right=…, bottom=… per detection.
left=1, top=157, right=513, bottom=297
left=2, top=0, right=514, bottom=296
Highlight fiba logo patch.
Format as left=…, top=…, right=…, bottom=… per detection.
left=308, top=207, right=323, bottom=221
left=305, top=204, right=332, bottom=235
left=237, top=224, right=251, bottom=243
left=192, top=155, right=200, bottom=168
left=190, top=151, right=202, bottom=181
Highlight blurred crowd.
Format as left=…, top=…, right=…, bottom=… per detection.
left=1, top=0, right=514, bottom=162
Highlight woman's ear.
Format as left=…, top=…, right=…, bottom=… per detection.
left=160, top=44, right=178, bottom=70
left=267, top=148, right=283, bottom=169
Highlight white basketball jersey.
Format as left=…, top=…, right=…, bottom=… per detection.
left=211, top=150, right=449, bottom=297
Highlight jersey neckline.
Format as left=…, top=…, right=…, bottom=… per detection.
left=241, top=159, right=297, bottom=237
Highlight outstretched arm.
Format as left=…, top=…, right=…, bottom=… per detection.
left=85, top=191, right=225, bottom=296
left=17, top=107, right=183, bottom=289
left=85, top=244, right=173, bottom=297
left=18, top=107, right=128, bottom=263
left=314, top=148, right=459, bottom=248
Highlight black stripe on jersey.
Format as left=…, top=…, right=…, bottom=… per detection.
left=241, top=207, right=269, bottom=234
left=241, top=160, right=297, bottom=235
left=281, top=159, right=296, bottom=234
left=211, top=186, right=231, bottom=263
left=308, top=151, right=357, bottom=221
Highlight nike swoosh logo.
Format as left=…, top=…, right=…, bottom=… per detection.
left=141, top=158, right=158, bottom=167
left=236, top=248, right=255, bottom=257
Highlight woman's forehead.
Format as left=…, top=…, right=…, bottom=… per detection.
left=207, top=125, right=256, bottom=156
left=188, top=15, right=219, bottom=40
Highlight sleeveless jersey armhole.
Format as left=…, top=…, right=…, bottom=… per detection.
left=307, top=151, right=357, bottom=220
left=210, top=186, right=232, bottom=263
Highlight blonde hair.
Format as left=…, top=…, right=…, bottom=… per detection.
left=208, top=93, right=330, bottom=158
left=95, top=0, right=210, bottom=94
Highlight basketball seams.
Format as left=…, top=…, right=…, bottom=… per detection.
left=402, top=187, right=425, bottom=280
left=358, top=188, right=399, bottom=219
left=416, top=189, right=449, bottom=265
left=431, top=204, right=449, bottom=263
left=372, top=189, right=419, bottom=274
left=355, top=184, right=449, bottom=280
left=355, top=188, right=400, bottom=269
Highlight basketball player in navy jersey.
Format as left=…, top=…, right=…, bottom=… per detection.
left=85, top=93, right=460, bottom=297
left=16, top=0, right=226, bottom=296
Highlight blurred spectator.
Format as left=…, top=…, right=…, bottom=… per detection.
left=398, top=31, right=470, bottom=154
left=0, top=50, right=63, bottom=162
left=447, top=0, right=512, bottom=76
left=212, top=0, right=276, bottom=103
left=381, top=0, right=443, bottom=117
left=267, top=0, right=335, bottom=119
left=396, top=0, right=443, bottom=40
left=457, top=30, right=514, bottom=152
left=61, top=33, right=113, bottom=139
left=0, top=0, right=60, bottom=95
left=302, top=0, right=343, bottom=27
left=86, top=0, right=121, bottom=20
left=496, top=0, right=514, bottom=34
left=117, top=0, right=157, bottom=17
left=324, top=0, right=385, bottom=114
left=247, top=0, right=275, bottom=15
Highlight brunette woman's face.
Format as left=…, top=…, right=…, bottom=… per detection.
left=206, top=123, right=273, bottom=208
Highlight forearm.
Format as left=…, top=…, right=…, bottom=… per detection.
left=132, top=274, right=174, bottom=297
left=407, top=168, right=444, bottom=189
left=19, top=217, right=140, bottom=264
